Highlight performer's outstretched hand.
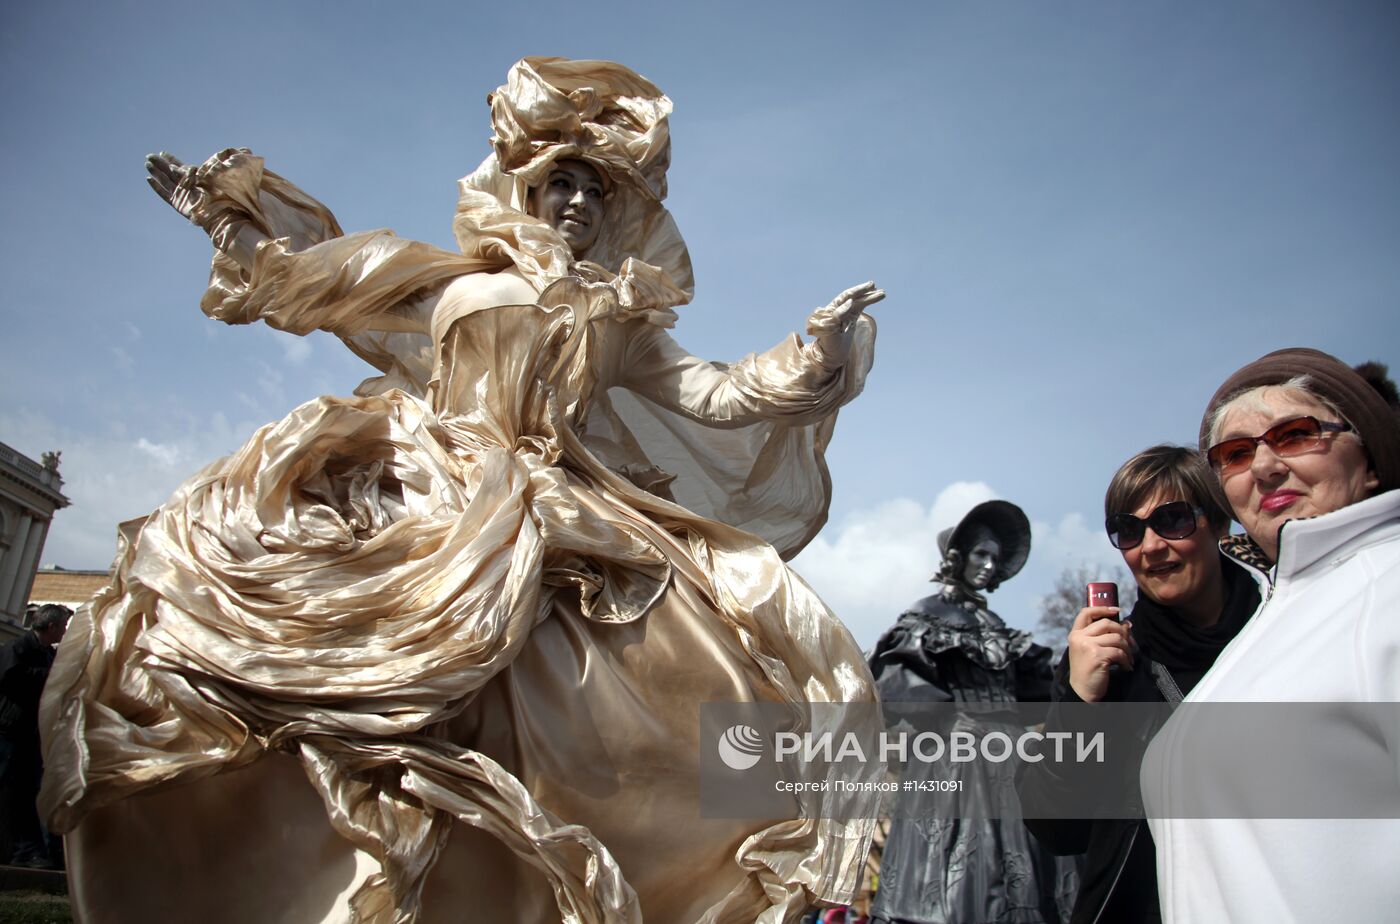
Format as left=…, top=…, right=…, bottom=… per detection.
left=145, top=150, right=267, bottom=271
left=145, top=152, right=203, bottom=223
left=808, top=280, right=885, bottom=368
left=827, top=281, right=885, bottom=327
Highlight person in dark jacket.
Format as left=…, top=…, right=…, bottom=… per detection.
left=0, top=603, right=70, bottom=867
left=869, top=500, right=1074, bottom=924
left=1021, top=446, right=1260, bottom=923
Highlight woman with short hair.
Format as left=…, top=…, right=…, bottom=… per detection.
left=1022, top=445, right=1261, bottom=923
left=1143, top=348, right=1400, bottom=922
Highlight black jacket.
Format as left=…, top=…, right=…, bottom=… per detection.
left=0, top=630, right=56, bottom=742
left=1022, top=655, right=1168, bottom=924
left=1020, top=554, right=1262, bottom=924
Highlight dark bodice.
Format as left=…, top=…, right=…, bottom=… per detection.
left=868, top=588, right=1054, bottom=705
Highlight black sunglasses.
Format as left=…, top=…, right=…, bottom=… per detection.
left=1105, top=501, right=1205, bottom=551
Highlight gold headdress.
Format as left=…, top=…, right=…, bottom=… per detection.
left=453, top=57, right=694, bottom=306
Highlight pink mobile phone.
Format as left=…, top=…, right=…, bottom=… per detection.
left=1086, top=582, right=1119, bottom=612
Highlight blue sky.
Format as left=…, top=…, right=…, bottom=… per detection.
left=2, top=0, right=1397, bottom=646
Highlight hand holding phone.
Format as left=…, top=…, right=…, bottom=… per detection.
left=1068, top=582, right=1131, bottom=701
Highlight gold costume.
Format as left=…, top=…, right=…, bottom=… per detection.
left=41, top=59, right=879, bottom=923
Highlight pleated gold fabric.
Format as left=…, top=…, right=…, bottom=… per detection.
left=41, top=57, right=880, bottom=923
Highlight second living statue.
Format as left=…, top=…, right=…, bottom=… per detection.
left=867, top=499, right=1075, bottom=924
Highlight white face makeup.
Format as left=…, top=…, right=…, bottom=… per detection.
left=527, top=159, right=606, bottom=256
left=963, top=537, right=1001, bottom=590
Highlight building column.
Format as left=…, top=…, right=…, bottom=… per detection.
left=0, top=512, right=32, bottom=619
left=12, top=516, right=49, bottom=614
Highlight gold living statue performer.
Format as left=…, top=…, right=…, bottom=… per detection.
left=39, top=58, right=885, bottom=922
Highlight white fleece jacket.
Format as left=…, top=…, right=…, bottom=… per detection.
left=1143, top=489, right=1400, bottom=923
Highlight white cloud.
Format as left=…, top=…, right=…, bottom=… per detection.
left=1, top=410, right=251, bottom=571
left=280, top=336, right=313, bottom=364
left=110, top=345, right=134, bottom=375
left=266, top=326, right=313, bottom=365
left=135, top=437, right=182, bottom=467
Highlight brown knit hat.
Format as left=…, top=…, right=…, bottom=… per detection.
left=1198, top=347, right=1400, bottom=492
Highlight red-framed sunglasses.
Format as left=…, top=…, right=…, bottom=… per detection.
left=1206, top=416, right=1352, bottom=477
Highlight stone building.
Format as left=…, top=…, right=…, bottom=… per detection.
left=29, top=567, right=109, bottom=609
left=0, top=441, right=70, bottom=640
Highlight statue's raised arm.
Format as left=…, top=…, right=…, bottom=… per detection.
left=147, top=150, right=271, bottom=272
left=141, top=146, right=484, bottom=396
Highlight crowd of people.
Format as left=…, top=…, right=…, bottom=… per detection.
left=6, top=55, right=1399, bottom=924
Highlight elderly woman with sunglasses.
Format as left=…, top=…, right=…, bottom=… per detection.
left=1021, top=445, right=1261, bottom=924
left=1142, top=348, right=1400, bottom=923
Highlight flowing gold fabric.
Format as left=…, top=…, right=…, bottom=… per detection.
left=43, top=58, right=880, bottom=923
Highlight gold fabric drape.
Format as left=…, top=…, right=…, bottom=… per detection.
left=44, top=59, right=880, bottom=923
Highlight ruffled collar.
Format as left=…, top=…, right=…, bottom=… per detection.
left=903, top=587, right=1038, bottom=672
